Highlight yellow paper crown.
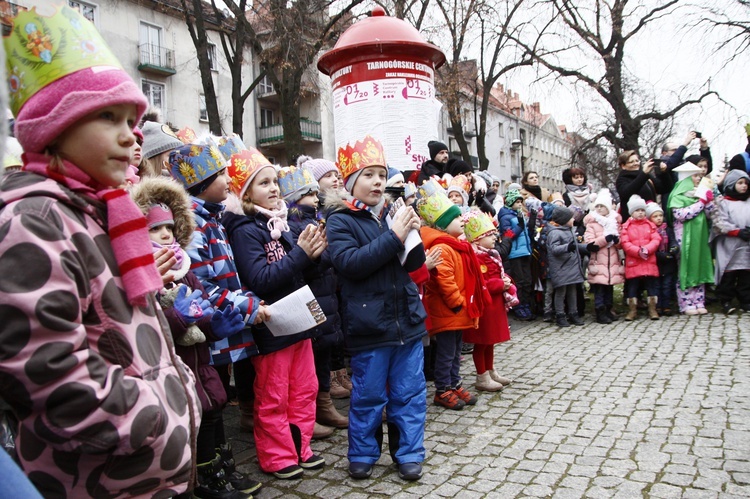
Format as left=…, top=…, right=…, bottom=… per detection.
left=415, top=179, right=454, bottom=225
left=463, top=210, right=497, bottom=242
left=4, top=4, right=123, bottom=115
left=336, top=135, right=386, bottom=181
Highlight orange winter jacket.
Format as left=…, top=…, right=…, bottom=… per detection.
left=420, top=226, right=479, bottom=335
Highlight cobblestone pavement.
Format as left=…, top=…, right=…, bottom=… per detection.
left=224, top=312, right=750, bottom=498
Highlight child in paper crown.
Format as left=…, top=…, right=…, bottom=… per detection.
left=497, top=188, right=535, bottom=320
left=279, top=166, right=349, bottom=432
left=131, top=176, right=262, bottom=498
left=710, top=169, right=750, bottom=314
left=667, top=163, right=716, bottom=315
left=462, top=210, right=514, bottom=392
left=0, top=5, right=199, bottom=496
left=325, top=135, right=428, bottom=482
left=648, top=202, right=679, bottom=316
left=546, top=205, right=594, bottom=327
left=170, top=140, right=267, bottom=445
left=446, top=173, right=471, bottom=210
left=223, top=145, right=326, bottom=481
left=418, top=180, right=489, bottom=408
left=583, top=188, right=625, bottom=324
left=620, top=194, right=661, bottom=320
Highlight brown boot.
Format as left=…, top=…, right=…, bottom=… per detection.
left=625, top=298, right=638, bottom=321
left=329, top=371, right=351, bottom=399
left=647, top=296, right=660, bottom=320
left=316, top=391, right=348, bottom=428
left=312, top=422, right=334, bottom=440
left=336, top=368, right=353, bottom=391
left=238, top=400, right=254, bottom=432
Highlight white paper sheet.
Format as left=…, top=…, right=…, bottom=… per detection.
left=385, top=203, right=422, bottom=265
left=264, top=285, right=326, bottom=337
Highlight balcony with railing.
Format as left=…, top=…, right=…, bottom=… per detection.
left=257, top=119, right=322, bottom=145
left=138, top=43, right=176, bottom=76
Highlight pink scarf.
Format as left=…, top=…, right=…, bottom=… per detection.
left=254, top=199, right=289, bottom=240
left=23, top=153, right=162, bottom=306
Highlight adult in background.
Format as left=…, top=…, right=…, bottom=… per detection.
left=615, top=150, right=674, bottom=222
left=520, top=171, right=550, bottom=204
left=415, top=140, right=449, bottom=185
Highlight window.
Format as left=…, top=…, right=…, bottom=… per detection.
left=266, top=156, right=275, bottom=164
left=498, top=123, right=504, bottom=138
left=260, top=108, right=274, bottom=128
left=520, top=128, right=527, bottom=144
left=140, top=22, right=163, bottom=66
left=68, top=1, right=96, bottom=25
left=142, top=80, right=165, bottom=112
left=259, top=74, right=274, bottom=95
left=207, top=43, right=217, bottom=71
left=199, top=95, right=208, bottom=122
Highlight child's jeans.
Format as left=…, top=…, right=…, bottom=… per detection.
left=554, top=284, right=578, bottom=315
left=625, top=277, right=656, bottom=298
left=656, top=273, right=677, bottom=311
left=591, top=284, right=614, bottom=309
left=433, top=330, right=463, bottom=391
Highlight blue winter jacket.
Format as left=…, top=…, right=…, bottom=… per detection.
left=326, top=201, right=428, bottom=353
left=223, top=210, right=318, bottom=354
left=497, top=206, right=532, bottom=259
left=287, top=204, right=343, bottom=348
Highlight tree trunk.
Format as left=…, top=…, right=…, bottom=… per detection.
left=279, top=68, right=304, bottom=161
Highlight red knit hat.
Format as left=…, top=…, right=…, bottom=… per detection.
left=14, top=67, right=148, bottom=154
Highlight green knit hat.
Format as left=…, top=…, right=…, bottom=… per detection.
left=504, top=189, right=523, bottom=208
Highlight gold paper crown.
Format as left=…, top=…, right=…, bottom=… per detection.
left=415, top=179, right=455, bottom=226
left=463, top=210, right=497, bottom=242
left=4, top=4, right=123, bottom=115
left=176, top=127, right=197, bottom=144
left=449, top=174, right=471, bottom=194
left=227, top=147, right=273, bottom=197
left=336, top=135, right=386, bottom=180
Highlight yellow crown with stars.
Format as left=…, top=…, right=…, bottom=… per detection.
left=4, top=4, right=123, bottom=115
left=415, top=179, right=456, bottom=227
left=463, top=210, right=498, bottom=242
left=336, top=135, right=386, bottom=181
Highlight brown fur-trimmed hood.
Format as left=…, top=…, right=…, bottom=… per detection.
left=129, top=176, right=196, bottom=249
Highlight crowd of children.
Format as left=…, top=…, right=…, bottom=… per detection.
left=2, top=5, right=750, bottom=498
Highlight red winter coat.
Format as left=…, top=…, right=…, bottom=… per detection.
left=583, top=213, right=626, bottom=285
left=620, top=217, right=660, bottom=279
left=462, top=249, right=510, bottom=345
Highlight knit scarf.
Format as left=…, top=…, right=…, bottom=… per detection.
left=566, top=184, right=591, bottom=221
left=434, top=235, right=489, bottom=319
left=592, top=212, right=619, bottom=245
left=655, top=223, right=669, bottom=253
left=667, top=177, right=714, bottom=289
left=345, top=196, right=387, bottom=220
left=23, top=153, right=162, bottom=306
left=523, top=184, right=543, bottom=200
left=151, top=240, right=184, bottom=270
left=254, top=199, right=289, bottom=240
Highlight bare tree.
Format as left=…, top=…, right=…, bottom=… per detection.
left=377, top=0, right=432, bottom=29
left=693, top=0, right=750, bottom=66
left=514, top=0, right=716, bottom=153
left=224, top=0, right=366, bottom=161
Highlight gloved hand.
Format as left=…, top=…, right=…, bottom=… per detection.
left=699, top=189, right=714, bottom=204
left=613, top=235, right=620, bottom=244
left=517, top=214, right=526, bottom=229
left=605, top=234, right=615, bottom=243
left=738, top=227, right=750, bottom=241
left=567, top=241, right=576, bottom=252
left=174, top=286, right=213, bottom=323
left=586, top=242, right=600, bottom=253
left=210, top=306, right=246, bottom=339
left=639, top=247, right=649, bottom=260
left=669, top=245, right=679, bottom=255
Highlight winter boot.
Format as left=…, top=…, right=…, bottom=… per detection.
left=312, top=422, right=334, bottom=440
left=489, top=370, right=512, bottom=386
left=624, top=298, right=638, bottom=321
left=238, top=400, right=254, bottom=433
left=556, top=313, right=570, bottom=327
left=475, top=371, right=504, bottom=392
left=316, top=391, right=348, bottom=428
left=568, top=314, right=585, bottom=326
left=195, top=455, right=246, bottom=499
left=329, top=371, right=350, bottom=399
left=217, top=443, right=262, bottom=496
left=595, top=307, right=613, bottom=324
left=647, top=296, right=660, bottom=320
left=335, top=368, right=353, bottom=391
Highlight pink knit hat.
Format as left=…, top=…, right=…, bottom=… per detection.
left=14, top=67, right=148, bottom=153
left=297, top=155, right=339, bottom=181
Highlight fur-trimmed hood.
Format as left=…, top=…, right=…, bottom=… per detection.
left=129, top=176, right=196, bottom=249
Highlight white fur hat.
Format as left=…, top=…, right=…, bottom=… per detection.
left=594, top=188, right=614, bottom=211
left=645, top=202, right=663, bottom=219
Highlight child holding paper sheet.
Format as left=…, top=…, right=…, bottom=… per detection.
left=223, top=152, right=327, bottom=480
left=326, top=135, right=428, bottom=482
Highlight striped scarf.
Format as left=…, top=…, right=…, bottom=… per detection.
left=23, top=153, right=162, bottom=306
